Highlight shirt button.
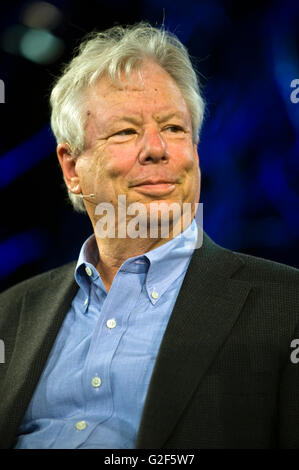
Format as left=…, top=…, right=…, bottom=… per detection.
left=75, top=421, right=87, bottom=431
left=91, top=376, right=102, bottom=388
left=151, top=290, right=159, bottom=299
left=85, top=266, right=92, bottom=277
left=106, top=318, right=117, bottom=329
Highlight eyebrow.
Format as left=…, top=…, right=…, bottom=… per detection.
left=109, top=111, right=186, bottom=127
left=109, top=115, right=143, bottom=126
left=154, top=111, right=186, bottom=123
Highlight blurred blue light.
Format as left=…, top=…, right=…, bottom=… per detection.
left=258, top=156, right=299, bottom=236
left=0, top=229, right=49, bottom=279
left=243, top=217, right=288, bottom=247
left=20, top=28, right=64, bottom=64
left=145, top=0, right=227, bottom=43
left=0, top=124, right=56, bottom=190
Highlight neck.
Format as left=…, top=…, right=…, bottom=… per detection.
left=93, top=214, right=191, bottom=292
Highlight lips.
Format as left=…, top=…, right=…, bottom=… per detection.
left=130, top=178, right=177, bottom=196
left=131, top=177, right=177, bottom=187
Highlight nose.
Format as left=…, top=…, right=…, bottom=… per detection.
left=138, top=129, right=169, bottom=164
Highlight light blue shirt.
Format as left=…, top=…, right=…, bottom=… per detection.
left=15, top=220, right=198, bottom=449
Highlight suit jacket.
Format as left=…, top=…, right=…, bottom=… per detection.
left=0, top=232, right=299, bottom=449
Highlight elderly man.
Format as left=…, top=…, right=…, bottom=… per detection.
left=0, top=23, right=299, bottom=450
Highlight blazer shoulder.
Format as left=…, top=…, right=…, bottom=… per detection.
left=199, top=232, right=299, bottom=284
left=231, top=250, right=299, bottom=284
left=0, top=261, right=77, bottom=304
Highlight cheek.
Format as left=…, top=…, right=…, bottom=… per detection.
left=171, top=144, right=197, bottom=171
left=75, top=152, right=106, bottom=193
left=75, top=156, right=94, bottom=186
left=104, top=146, right=137, bottom=177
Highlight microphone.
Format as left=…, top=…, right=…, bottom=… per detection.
left=79, top=193, right=95, bottom=199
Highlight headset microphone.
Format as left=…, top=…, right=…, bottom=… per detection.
left=79, top=194, right=95, bottom=199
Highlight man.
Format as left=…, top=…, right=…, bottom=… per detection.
left=0, top=22, right=299, bottom=449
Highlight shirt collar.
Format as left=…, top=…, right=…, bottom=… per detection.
left=143, top=218, right=198, bottom=304
left=75, top=234, right=101, bottom=297
left=74, top=218, right=198, bottom=304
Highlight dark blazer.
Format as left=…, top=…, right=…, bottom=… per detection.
left=0, top=232, right=299, bottom=449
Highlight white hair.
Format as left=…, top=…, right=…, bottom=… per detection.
left=50, top=22, right=205, bottom=212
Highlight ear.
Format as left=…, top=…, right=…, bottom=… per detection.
left=56, top=143, right=82, bottom=194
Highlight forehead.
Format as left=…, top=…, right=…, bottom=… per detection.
left=84, top=60, right=190, bottom=124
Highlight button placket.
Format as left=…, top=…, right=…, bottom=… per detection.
left=106, top=318, right=117, bottom=329
left=91, top=376, right=102, bottom=388
left=75, top=420, right=87, bottom=431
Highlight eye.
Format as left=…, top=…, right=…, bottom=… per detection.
left=108, top=128, right=137, bottom=142
left=113, top=128, right=136, bottom=136
left=164, top=125, right=184, bottom=133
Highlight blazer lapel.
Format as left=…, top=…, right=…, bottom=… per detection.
left=0, top=262, right=78, bottom=448
left=136, top=233, right=252, bottom=448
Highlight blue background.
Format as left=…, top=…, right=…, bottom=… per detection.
left=0, top=0, right=298, bottom=292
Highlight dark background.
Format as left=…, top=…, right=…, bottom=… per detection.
left=0, top=0, right=298, bottom=292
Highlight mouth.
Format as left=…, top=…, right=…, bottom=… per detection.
left=131, top=179, right=177, bottom=196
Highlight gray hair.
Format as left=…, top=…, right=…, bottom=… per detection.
left=50, top=22, right=205, bottom=212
